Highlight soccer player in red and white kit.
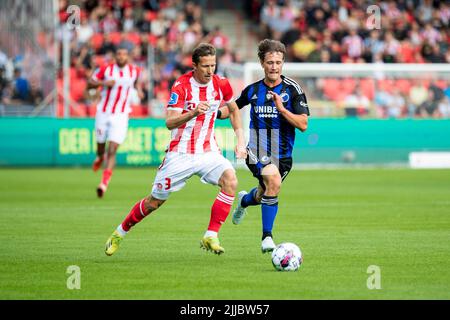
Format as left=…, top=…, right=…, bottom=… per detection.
left=104, top=43, right=247, bottom=256
left=88, top=46, right=143, bottom=198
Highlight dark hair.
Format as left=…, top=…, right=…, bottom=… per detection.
left=115, top=44, right=130, bottom=53
left=257, top=39, right=286, bottom=62
left=192, top=43, right=216, bottom=64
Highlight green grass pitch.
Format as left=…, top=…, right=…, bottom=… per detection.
left=0, top=167, right=449, bottom=299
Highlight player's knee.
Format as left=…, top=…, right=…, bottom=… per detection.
left=264, top=176, right=281, bottom=195
left=220, top=169, right=238, bottom=193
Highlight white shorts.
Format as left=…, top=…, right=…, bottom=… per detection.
left=95, top=112, right=129, bottom=144
left=151, top=152, right=235, bottom=200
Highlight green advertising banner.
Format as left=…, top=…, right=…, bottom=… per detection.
left=1, top=118, right=450, bottom=166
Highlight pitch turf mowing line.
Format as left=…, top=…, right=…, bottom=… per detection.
left=0, top=168, right=449, bottom=299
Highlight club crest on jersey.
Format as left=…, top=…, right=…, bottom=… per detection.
left=168, top=92, right=179, bottom=105
left=280, top=92, right=289, bottom=103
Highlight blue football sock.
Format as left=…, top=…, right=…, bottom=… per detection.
left=261, top=195, right=278, bottom=235
left=241, top=187, right=259, bottom=208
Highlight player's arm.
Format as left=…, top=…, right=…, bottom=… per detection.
left=217, top=86, right=250, bottom=120
left=225, top=100, right=247, bottom=159
left=134, top=67, right=144, bottom=100
left=88, top=78, right=115, bottom=89
left=268, top=90, right=309, bottom=132
left=165, top=102, right=209, bottom=130
left=87, top=66, right=115, bottom=89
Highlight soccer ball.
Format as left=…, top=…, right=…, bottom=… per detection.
left=271, top=242, right=303, bottom=271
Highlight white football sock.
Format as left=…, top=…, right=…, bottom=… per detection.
left=204, top=230, right=218, bottom=238
left=116, top=224, right=128, bottom=236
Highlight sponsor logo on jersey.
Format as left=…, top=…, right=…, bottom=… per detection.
left=300, top=100, right=308, bottom=108
left=168, top=92, right=179, bottom=105
left=253, top=105, right=279, bottom=118
left=251, top=94, right=258, bottom=100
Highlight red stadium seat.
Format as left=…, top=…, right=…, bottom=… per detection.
left=93, top=55, right=106, bottom=67
left=377, top=79, right=396, bottom=93
left=360, top=78, right=375, bottom=100
left=435, top=80, right=447, bottom=89
left=148, top=34, right=158, bottom=46
left=109, top=32, right=122, bottom=45
left=323, top=78, right=341, bottom=101
left=88, top=105, right=97, bottom=117
left=129, top=105, right=148, bottom=118
left=70, top=79, right=87, bottom=102
left=341, top=78, right=356, bottom=95
left=127, top=32, right=141, bottom=46
left=90, top=33, right=104, bottom=51
left=70, top=103, right=87, bottom=117
left=145, top=11, right=157, bottom=22
left=395, top=79, right=412, bottom=95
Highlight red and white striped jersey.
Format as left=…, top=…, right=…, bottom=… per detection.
left=92, top=63, right=141, bottom=115
left=166, top=71, right=234, bottom=154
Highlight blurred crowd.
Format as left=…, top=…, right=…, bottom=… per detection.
left=1, top=0, right=449, bottom=119
left=56, top=0, right=239, bottom=117
left=245, top=0, right=449, bottom=64
left=0, top=49, right=45, bottom=108
left=243, top=0, right=450, bottom=118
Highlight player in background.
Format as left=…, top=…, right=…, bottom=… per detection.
left=104, top=43, right=247, bottom=256
left=217, top=39, right=310, bottom=253
left=88, top=46, right=143, bottom=198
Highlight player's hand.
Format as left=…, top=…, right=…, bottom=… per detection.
left=103, top=80, right=116, bottom=88
left=268, top=91, right=286, bottom=112
left=194, top=102, right=210, bottom=116
left=235, top=144, right=247, bottom=159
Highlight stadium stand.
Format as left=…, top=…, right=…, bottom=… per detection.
left=0, top=0, right=449, bottom=118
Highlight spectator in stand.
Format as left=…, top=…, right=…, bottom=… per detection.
left=0, top=66, right=9, bottom=103
left=383, top=31, right=401, bottom=63
left=374, top=88, right=392, bottom=117
left=387, top=89, right=406, bottom=118
left=260, top=0, right=280, bottom=38
left=292, top=33, right=316, bottom=62
left=397, top=39, right=416, bottom=63
left=363, top=30, right=385, bottom=63
left=98, top=33, right=116, bottom=55
left=205, top=26, right=230, bottom=57
left=11, top=68, right=30, bottom=102
left=77, top=16, right=94, bottom=44
left=122, top=7, right=135, bottom=33
left=344, top=87, right=370, bottom=117
left=252, top=0, right=448, bottom=69
left=27, top=79, right=44, bottom=105
left=420, top=23, right=442, bottom=46
left=342, top=28, right=364, bottom=62
left=409, top=79, right=429, bottom=115
left=417, top=89, right=439, bottom=118
left=437, top=81, right=450, bottom=118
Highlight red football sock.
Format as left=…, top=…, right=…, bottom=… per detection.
left=207, top=190, right=235, bottom=233
left=102, top=169, right=113, bottom=186
left=121, top=199, right=147, bottom=232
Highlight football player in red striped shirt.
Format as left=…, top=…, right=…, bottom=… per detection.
left=105, top=43, right=246, bottom=256
left=88, top=46, right=143, bottom=198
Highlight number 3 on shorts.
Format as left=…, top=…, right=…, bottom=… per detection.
left=164, top=178, right=171, bottom=190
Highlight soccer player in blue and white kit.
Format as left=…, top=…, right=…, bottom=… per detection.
left=218, top=39, right=310, bottom=253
